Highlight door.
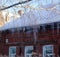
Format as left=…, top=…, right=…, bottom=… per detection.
left=25, top=46, right=33, bottom=57
left=9, top=46, right=16, bottom=57
left=43, top=45, right=54, bottom=57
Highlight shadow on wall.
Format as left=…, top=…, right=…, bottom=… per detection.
left=0, top=55, right=24, bottom=57
left=0, top=54, right=57, bottom=57
left=0, top=54, right=42, bottom=57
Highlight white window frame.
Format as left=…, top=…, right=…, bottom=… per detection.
left=25, top=46, right=33, bottom=57
left=9, top=46, right=16, bottom=57
left=43, top=45, right=54, bottom=57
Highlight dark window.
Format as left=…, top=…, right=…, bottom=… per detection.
left=40, top=26, right=43, bottom=30
left=25, top=27, right=33, bottom=32
left=38, top=25, right=45, bottom=32
left=54, top=23, right=57, bottom=30
left=45, top=24, right=52, bottom=30
left=40, top=26, right=43, bottom=32
left=59, top=23, right=60, bottom=29
left=5, top=30, right=11, bottom=34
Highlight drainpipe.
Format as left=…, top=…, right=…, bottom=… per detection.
left=33, top=26, right=37, bottom=44
left=33, top=26, right=38, bottom=52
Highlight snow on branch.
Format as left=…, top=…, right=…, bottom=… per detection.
left=0, top=0, right=31, bottom=11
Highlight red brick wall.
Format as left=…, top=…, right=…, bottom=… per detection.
left=0, top=30, right=60, bottom=56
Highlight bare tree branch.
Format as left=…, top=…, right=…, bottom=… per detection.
left=0, top=0, right=31, bottom=11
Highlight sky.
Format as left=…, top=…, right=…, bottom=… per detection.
left=0, top=0, right=60, bottom=12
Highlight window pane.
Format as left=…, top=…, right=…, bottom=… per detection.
left=10, top=48, right=16, bottom=54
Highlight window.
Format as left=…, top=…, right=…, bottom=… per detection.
left=43, top=45, right=54, bottom=57
left=45, top=45, right=53, bottom=54
left=10, top=47, right=16, bottom=54
left=9, top=46, right=16, bottom=57
left=25, top=46, right=33, bottom=57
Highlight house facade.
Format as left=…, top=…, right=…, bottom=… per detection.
left=0, top=22, right=60, bottom=57
left=0, top=0, right=60, bottom=57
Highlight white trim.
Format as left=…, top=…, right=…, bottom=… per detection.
left=43, top=45, right=54, bottom=57
left=9, top=46, right=16, bottom=57
left=25, top=46, right=33, bottom=57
